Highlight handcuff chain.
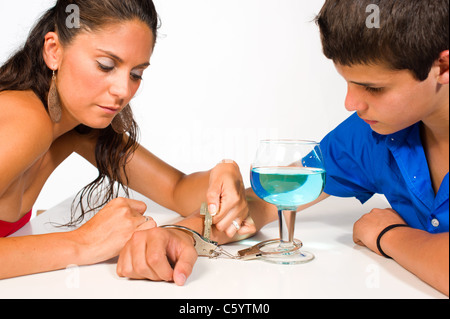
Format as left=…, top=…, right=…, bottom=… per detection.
left=211, top=246, right=241, bottom=260
left=160, top=225, right=261, bottom=260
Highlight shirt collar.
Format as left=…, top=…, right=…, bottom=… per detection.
left=371, top=122, right=421, bottom=150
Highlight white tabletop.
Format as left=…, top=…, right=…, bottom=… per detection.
left=1, top=192, right=447, bottom=300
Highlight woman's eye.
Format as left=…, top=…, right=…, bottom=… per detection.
left=130, top=71, right=144, bottom=81
left=96, top=60, right=115, bottom=72
left=96, top=58, right=144, bottom=81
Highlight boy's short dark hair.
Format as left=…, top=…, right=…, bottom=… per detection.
left=316, top=0, right=449, bottom=81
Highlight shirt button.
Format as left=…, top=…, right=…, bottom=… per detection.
left=431, top=219, right=440, bottom=228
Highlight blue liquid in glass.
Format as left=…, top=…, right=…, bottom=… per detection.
left=251, top=167, right=326, bottom=210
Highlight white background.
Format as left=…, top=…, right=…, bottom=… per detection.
left=0, top=0, right=350, bottom=213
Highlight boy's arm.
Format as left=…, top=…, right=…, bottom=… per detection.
left=385, top=229, right=449, bottom=296
left=353, top=208, right=449, bottom=296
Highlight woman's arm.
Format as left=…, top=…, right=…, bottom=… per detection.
left=76, top=135, right=250, bottom=236
left=122, top=144, right=210, bottom=216
left=353, top=208, right=449, bottom=296
left=76, top=133, right=209, bottom=215
left=0, top=231, right=87, bottom=279
left=124, top=145, right=248, bottom=226
left=0, top=197, right=153, bottom=279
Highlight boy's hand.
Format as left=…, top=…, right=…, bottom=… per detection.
left=117, top=227, right=198, bottom=286
left=353, top=208, right=407, bottom=255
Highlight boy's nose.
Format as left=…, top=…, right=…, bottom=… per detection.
left=344, top=85, right=368, bottom=112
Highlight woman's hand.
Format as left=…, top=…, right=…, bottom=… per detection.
left=74, top=197, right=156, bottom=263
left=206, top=160, right=255, bottom=238
left=117, top=227, right=198, bottom=286
left=353, top=208, right=407, bottom=256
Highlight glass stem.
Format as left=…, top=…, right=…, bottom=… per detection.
left=278, top=210, right=296, bottom=248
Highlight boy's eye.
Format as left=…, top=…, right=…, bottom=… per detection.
left=365, top=86, right=384, bottom=94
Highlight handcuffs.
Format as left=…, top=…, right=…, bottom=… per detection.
left=160, top=224, right=265, bottom=260
left=161, top=203, right=302, bottom=261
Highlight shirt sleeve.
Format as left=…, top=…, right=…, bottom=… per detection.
left=320, top=113, right=378, bottom=204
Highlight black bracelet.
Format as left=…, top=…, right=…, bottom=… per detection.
left=376, top=224, right=410, bottom=259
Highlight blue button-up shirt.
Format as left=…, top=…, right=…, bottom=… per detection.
left=320, top=113, right=449, bottom=233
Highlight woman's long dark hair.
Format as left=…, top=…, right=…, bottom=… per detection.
left=0, top=0, right=159, bottom=225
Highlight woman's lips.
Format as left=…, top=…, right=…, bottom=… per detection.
left=98, top=105, right=120, bottom=114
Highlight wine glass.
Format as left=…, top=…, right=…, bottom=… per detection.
left=250, top=140, right=326, bottom=264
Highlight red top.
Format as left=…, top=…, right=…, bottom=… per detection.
left=0, top=211, right=32, bottom=237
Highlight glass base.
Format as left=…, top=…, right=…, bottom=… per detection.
left=258, top=239, right=314, bottom=265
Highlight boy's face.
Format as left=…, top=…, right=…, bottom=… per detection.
left=335, top=62, right=446, bottom=135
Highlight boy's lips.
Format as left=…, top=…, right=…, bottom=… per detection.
left=358, top=114, right=378, bottom=125
left=363, top=119, right=379, bottom=125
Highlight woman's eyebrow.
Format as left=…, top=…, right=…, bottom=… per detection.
left=97, top=49, right=150, bottom=68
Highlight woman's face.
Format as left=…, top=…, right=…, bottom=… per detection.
left=56, top=19, right=154, bottom=129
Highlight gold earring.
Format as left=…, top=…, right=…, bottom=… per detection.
left=111, top=104, right=133, bottom=134
left=48, top=70, right=62, bottom=123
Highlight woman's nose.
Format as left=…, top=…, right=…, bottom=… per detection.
left=109, top=73, right=131, bottom=100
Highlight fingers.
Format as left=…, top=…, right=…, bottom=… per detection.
left=206, top=160, right=256, bottom=238
left=136, top=216, right=157, bottom=231
left=207, top=161, right=243, bottom=221
left=125, top=198, right=148, bottom=216
left=221, top=216, right=256, bottom=238
left=206, top=179, right=248, bottom=237
left=117, top=228, right=198, bottom=286
left=117, top=229, right=174, bottom=282
left=215, top=200, right=249, bottom=237
left=221, top=213, right=242, bottom=238
left=206, top=182, right=221, bottom=217
left=112, top=197, right=150, bottom=229
left=173, top=246, right=198, bottom=286
left=237, top=217, right=257, bottom=236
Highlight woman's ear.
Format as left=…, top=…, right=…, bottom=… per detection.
left=437, top=50, right=449, bottom=85
left=43, top=32, right=63, bottom=71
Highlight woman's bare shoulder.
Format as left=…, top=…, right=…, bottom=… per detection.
left=0, top=90, right=54, bottom=159
left=0, top=90, right=56, bottom=193
left=0, top=90, right=49, bottom=115
left=0, top=90, right=53, bottom=141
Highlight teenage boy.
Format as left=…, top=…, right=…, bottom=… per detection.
left=116, top=0, right=449, bottom=295
left=310, top=0, right=449, bottom=296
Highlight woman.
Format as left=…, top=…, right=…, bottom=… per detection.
left=0, top=0, right=252, bottom=284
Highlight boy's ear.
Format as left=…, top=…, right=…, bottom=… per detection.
left=43, top=32, right=63, bottom=71
left=437, top=50, right=449, bottom=85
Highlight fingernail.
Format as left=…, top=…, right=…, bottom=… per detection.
left=208, top=204, right=218, bottom=216
left=175, top=273, right=186, bottom=286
